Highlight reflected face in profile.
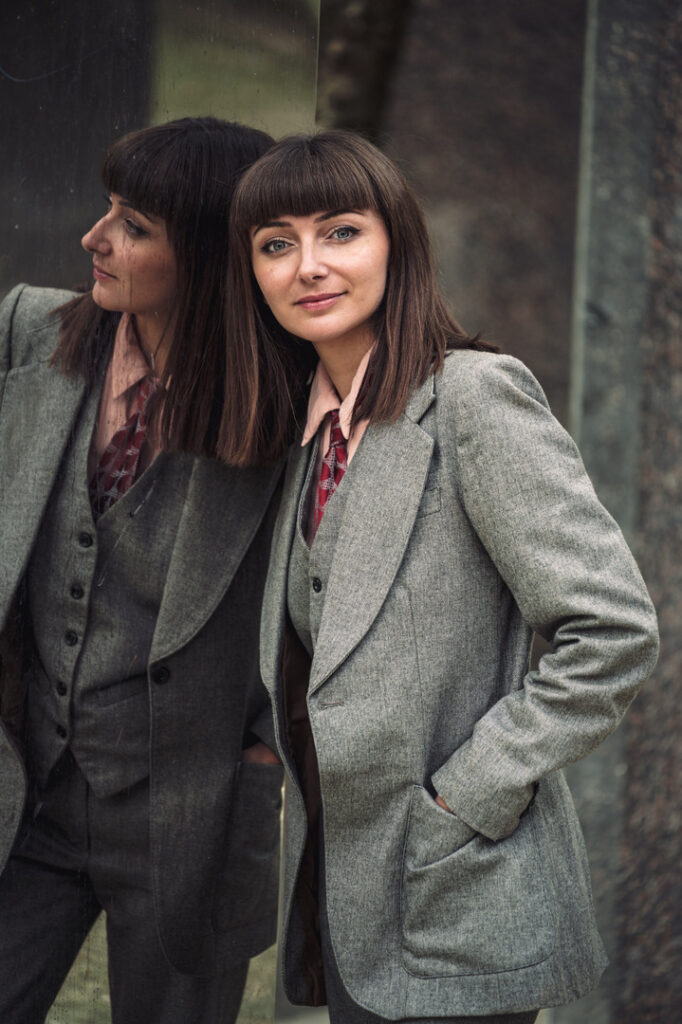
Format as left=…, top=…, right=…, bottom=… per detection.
left=81, top=194, right=178, bottom=326
left=250, top=209, right=390, bottom=354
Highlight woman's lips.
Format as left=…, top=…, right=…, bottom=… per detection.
left=93, top=264, right=116, bottom=281
left=295, top=292, right=343, bottom=311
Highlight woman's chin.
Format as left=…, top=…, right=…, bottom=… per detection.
left=91, top=282, right=120, bottom=312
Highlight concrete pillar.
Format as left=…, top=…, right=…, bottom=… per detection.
left=563, top=1, right=681, bottom=1021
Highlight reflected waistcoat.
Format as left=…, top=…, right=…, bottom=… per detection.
left=25, top=379, right=191, bottom=797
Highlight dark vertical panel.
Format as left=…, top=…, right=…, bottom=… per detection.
left=0, top=3, right=320, bottom=1022
left=0, top=0, right=153, bottom=296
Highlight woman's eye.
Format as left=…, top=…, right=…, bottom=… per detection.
left=262, top=238, right=289, bottom=254
left=124, top=219, right=147, bottom=239
left=330, top=225, right=358, bottom=241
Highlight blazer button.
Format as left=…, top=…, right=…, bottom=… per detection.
left=151, top=665, right=170, bottom=685
left=78, top=531, right=93, bottom=548
left=311, top=577, right=322, bottom=593
left=56, top=681, right=68, bottom=696
left=56, top=724, right=67, bottom=739
left=64, top=630, right=78, bottom=647
left=70, top=584, right=84, bottom=600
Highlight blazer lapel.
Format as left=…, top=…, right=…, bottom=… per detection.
left=0, top=361, right=84, bottom=620
left=309, top=377, right=436, bottom=693
left=259, top=440, right=311, bottom=702
left=150, top=456, right=283, bottom=663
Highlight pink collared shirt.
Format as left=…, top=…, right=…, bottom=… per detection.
left=301, top=351, right=372, bottom=538
left=87, top=313, right=162, bottom=481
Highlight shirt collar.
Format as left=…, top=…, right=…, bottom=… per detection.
left=110, top=313, right=154, bottom=400
left=301, top=348, right=373, bottom=447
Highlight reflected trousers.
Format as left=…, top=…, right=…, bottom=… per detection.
left=0, top=751, right=248, bottom=1024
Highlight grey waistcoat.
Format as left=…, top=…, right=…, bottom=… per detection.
left=25, top=381, right=192, bottom=797
left=287, top=438, right=351, bottom=658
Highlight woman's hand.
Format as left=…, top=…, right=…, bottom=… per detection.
left=241, top=740, right=282, bottom=765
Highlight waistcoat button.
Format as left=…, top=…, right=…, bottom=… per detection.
left=64, top=630, right=78, bottom=646
left=56, top=725, right=67, bottom=739
left=151, top=665, right=170, bottom=685
left=70, top=584, right=84, bottom=600
left=56, top=681, right=67, bottom=696
left=312, top=577, right=322, bottom=593
left=78, top=532, right=93, bottom=548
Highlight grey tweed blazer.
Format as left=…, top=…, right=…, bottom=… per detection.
left=260, top=352, right=659, bottom=1018
left=0, top=284, right=284, bottom=975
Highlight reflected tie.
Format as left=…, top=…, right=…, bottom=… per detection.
left=312, top=409, right=348, bottom=540
left=89, top=376, right=160, bottom=519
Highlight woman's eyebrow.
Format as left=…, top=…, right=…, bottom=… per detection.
left=314, top=209, right=361, bottom=222
left=252, top=209, right=364, bottom=237
left=252, top=219, right=292, bottom=237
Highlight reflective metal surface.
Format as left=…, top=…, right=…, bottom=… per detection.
left=1, top=4, right=319, bottom=1023
left=0, top=0, right=319, bottom=301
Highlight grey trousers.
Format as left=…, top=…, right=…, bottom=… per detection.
left=0, top=751, right=248, bottom=1024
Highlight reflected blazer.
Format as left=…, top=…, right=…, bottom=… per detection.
left=260, top=351, right=659, bottom=1018
left=0, top=284, right=284, bottom=975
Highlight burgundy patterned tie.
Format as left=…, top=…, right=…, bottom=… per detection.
left=311, top=409, right=348, bottom=539
left=89, top=376, right=160, bottom=519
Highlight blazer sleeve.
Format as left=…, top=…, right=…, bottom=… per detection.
left=0, top=284, right=26, bottom=390
left=431, top=353, right=659, bottom=841
left=0, top=283, right=74, bottom=389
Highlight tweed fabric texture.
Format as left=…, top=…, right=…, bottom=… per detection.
left=26, top=378, right=189, bottom=794
left=0, top=284, right=285, bottom=976
left=288, top=435, right=351, bottom=657
left=261, top=350, right=659, bottom=1018
left=0, top=753, right=249, bottom=1024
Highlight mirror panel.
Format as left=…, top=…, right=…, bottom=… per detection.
left=1, top=4, right=319, bottom=1024
left=0, top=0, right=319, bottom=302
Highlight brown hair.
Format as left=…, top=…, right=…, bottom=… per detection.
left=218, top=129, right=497, bottom=466
left=51, top=117, right=273, bottom=457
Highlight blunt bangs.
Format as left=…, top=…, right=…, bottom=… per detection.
left=233, top=132, right=394, bottom=237
left=101, top=118, right=274, bottom=265
left=101, top=128, right=185, bottom=223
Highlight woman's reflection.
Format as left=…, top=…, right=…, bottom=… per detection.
left=0, top=116, right=283, bottom=1024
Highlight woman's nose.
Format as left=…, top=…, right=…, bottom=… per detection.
left=297, top=240, right=327, bottom=281
left=81, top=216, right=111, bottom=255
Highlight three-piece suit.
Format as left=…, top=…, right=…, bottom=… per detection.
left=259, top=350, right=659, bottom=1020
left=0, top=285, right=284, bottom=1021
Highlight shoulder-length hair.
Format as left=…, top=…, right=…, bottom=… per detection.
left=51, top=116, right=273, bottom=457
left=218, top=129, right=497, bottom=466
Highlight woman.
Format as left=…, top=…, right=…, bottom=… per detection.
left=219, top=131, right=659, bottom=1023
left=0, top=117, right=283, bottom=1024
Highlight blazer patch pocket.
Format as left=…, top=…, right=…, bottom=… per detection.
left=400, top=785, right=555, bottom=977
left=416, top=486, right=441, bottom=518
